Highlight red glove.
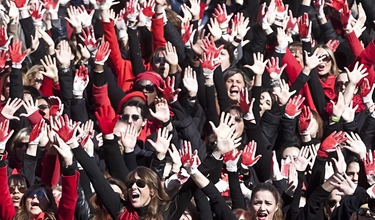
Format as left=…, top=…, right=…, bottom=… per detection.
left=199, top=52, right=221, bottom=72
left=340, top=3, right=351, bottom=29
left=364, top=151, right=375, bottom=175
left=360, top=78, right=371, bottom=98
left=13, top=0, right=27, bottom=8
left=285, top=95, right=305, bottom=118
left=29, top=120, right=45, bottom=144
left=94, top=105, right=119, bottom=135
left=285, top=10, right=297, bottom=31
left=95, top=41, right=111, bottom=65
left=212, top=3, right=233, bottom=25
left=126, top=0, right=140, bottom=22
left=158, top=76, right=181, bottom=103
left=0, top=50, right=9, bottom=73
left=325, top=0, right=346, bottom=11
left=265, top=57, right=287, bottom=80
left=181, top=22, right=194, bottom=45
left=180, top=141, right=193, bottom=166
left=241, top=140, right=262, bottom=168
left=0, top=26, right=12, bottom=49
left=238, top=88, right=252, bottom=114
left=8, top=40, right=29, bottom=67
left=45, top=0, right=59, bottom=11
left=200, top=36, right=224, bottom=59
left=79, top=27, right=100, bottom=53
left=52, top=114, right=80, bottom=143
left=30, top=1, right=45, bottom=24
left=49, top=96, right=63, bottom=117
left=299, top=106, right=311, bottom=135
left=298, top=13, right=310, bottom=39
left=141, top=0, right=155, bottom=17
left=0, top=119, right=13, bottom=143
left=318, top=131, right=347, bottom=158
left=326, top=40, right=340, bottom=52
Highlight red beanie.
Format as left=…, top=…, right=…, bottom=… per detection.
left=117, top=91, right=147, bottom=114
left=134, top=71, right=165, bottom=89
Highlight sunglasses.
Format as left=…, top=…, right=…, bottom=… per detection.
left=154, top=57, right=166, bottom=64
left=229, top=116, right=243, bottom=123
left=120, top=114, right=140, bottom=122
left=134, top=84, right=156, bottom=93
left=15, top=142, right=28, bottom=149
left=320, top=54, right=332, bottom=63
left=38, top=104, right=49, bottom=110
left=357, top=208, right=375, bottom=217
left=25, top=189, right=49, bottom=202
left=126, top=179, right=146, bottom=189
left=335, top=81, right=349, bottom=88
left=35, top=78, right=43, bottom=84
left=9, top=185, right=27, bottom=194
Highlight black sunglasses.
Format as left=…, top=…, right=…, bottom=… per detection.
left=335, top=81, right=349, bottom=88
left=25, top=189, right=49, bottom=202
left=154, top=57, right=166, bottom=64
left=126, top=179, right=146, bottom=189
left=38, top=104, right=49, bottom=110
left=320, top=54, right=332, bottom=63
left=35, top=78, right=43, bottom=84
left=134, top=84, right=156, bottom=93
left=9, top=185, right=27, bottom=194
left=15, top=142, right=28, bottom=149
left=120, top=114, right=140, bottom=122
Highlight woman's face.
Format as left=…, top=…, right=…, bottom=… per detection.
left=15, top=137, right=29, bottom=162
left=282, top=147, right=300, bottom=162
left=226, top=73, right=246, bottom=102
left=135, top=80, right=157, bottom=105
left=326, top=189, right=341, bottom=216
left=229, top=109, right=244, bottom=137
left=251, top=190, right=278, bottom=220
left=37, top=98, right=50, bottom=120
left=290, top=46, right=304, bottom=67
left=153, top=51, right=170, bottom=78
left=127, top=174, right=153, bottom=208
left=260, top=92, right=272, bottom=117
left=347, top=161, right=360, bottom=186
left=316, top=48, right=332, bottom=76
left=9, top=180, right=27, bottom=208
left=25, top=187, right=50, bottom=217
left=219, top=49, right=231, bottom=71
left=32, top=72, right=44, bottom=90
left=335, top=73, right=349, bottom=94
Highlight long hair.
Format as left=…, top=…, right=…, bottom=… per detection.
left=123, top=167, right=170, bottom=220
left=314, top=44, right=340, bottom=77
left=250, top=183, right=283, bottom=220
left=90, top=177, right=126, bottom=220
left=9, top=127, right=31, bottom=160
left=15, top=183, right=57, bottom=220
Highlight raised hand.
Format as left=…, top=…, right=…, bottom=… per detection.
left=326, top=40, right=340, bottom=52
left=30, top=0, right=45, bottom=27
left=0, top=119, right=13, bottom=153
left=285, top=10, right=297, bottom=34
left=314, top=0, right=325, bottom=17
left=345, top=62, right=368, bottom=85
left=243, top=52, right=267, bottom=76
left=178, top=4, right=192, bottom=23
left=183, top=66, right=198, bottom=98
left=168, top=144, right=182, bottom=172
left=294, top=146, right=310, bottom=171
left=330, top=173, right=356, bottom=196
left=200, top=36, right=224, bottom=59
left=73, top=65, right=89, bottom=97
left=332, top=148, right=347, bottom=174
left=29, top=120, right=46, bottom=145
left=94, top=105, right=119, bottom=135
left=40, top=55, right=58, bottom=83
left=0, top=50, right=9, bottom=73
left=65, top=6, right=82, bottom=31
left=1, top=98, right=22, bottom=121
left=304, top=49, right=324, bottom=72
left=212, top=3, right=233, bottom=28
left=13, top=0, right=28, bottom=9
left=120, top=123, right=139, bottom=153
left=207, top=18, right=222, bottom=41
left=55, top=40, right=71, bottom=68
left=9, top=40, right=29, bottom=68
left=51, top=114, right=80, bottom=144
left=77, top=119, right=94, bottom=149
left=344, top=132, right=366, bottom=160
left=49, top=96, right=63, bottom=117
left=20, top=98, right=39, bottom=118
left=95, top=41, right=111, bottom=65
left=45, top=0, right=59, bottom=13
left=285, top=163, right=297, bottom=196
left=180, top=140, right=200, bottom=174
left=299, top=106, right=312, bottom=135
left=273, top=79, right=296, bottom=106
left=199, top=52, right=221, bottom=78
left=187, top=0, right=200, bottom=20
left=341, top=100, right=358, bottom=123
left=147, top=127, right=172, bottom=160
left=318, top=131, right=347, bottom=158
left=353, top=3, right=366, bottom=37
left=364, top=151, right=375, bottom=176
left=224, top=149, right=242, bottom=172
left=330, top=92, right=345, bottom=119
left=80, top=27, right=101, bottom=53
left=181, top=22, right=195, bottom=45
left=325, top=0, right=346, bottom=12
left=266, top=57, right=287, bottom=80
left=238, top=88, right=255, bottom=121
left=209, top=112, right=242, bottom=156
left=77, top=6, right=95, bottom=28
left=158, top=76, right=181, bottom=103
left=149, top=97, right=170, bottom=123
left=53, top=135, right=73, bottom=167
left=0, top=26, right=13, bottom=50
left=141, top=0, right=155, bottom=18
left=340, top=3, right=351, bottom=29
left=241, top=140, right=262, bottom=169
left=285, top=95, right=305, bottom=118
left=163, top=42, right=178, bottom=67
left=298, top=13, right=311, bottom=40
left=126, top=0, right=140, bottom=22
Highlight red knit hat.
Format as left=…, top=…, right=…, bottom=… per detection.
left=134, top=71, right=165, bottom=89
left=116, top=91, right=147, bottom=114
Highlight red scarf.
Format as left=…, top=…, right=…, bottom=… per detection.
left=320, top=75, right=337, bottom=100
left=30, top=212, right=46, bottom=220
left=119, top=207, right=139, bottom=220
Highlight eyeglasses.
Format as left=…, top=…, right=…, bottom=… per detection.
left=320, top=54, right=332, bottom=63
left=9, top=185, right=27, bottom=194
left=38, top=104, right=49, bottom=110
left=35, top=78, right=43, bottom=84
left=120, top=114, right=140, bottom=122
left=229, top=116, right=243, bottom=123
left=126, top=179, right=146, bottom=189
left=15, top=142, right=28, bottom=149
left=357, top=208, right=375, bottom=217
left=154, top=57, right=166, bottom=64
left=134, top=84, right=156, bottom=93
left=335, top=81, right=349, bottom=88
left=25, top=189, right=49, bottom=202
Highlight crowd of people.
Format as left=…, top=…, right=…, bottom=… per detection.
left=1, top=0, right=375, bottom=219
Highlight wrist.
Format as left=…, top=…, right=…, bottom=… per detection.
left=212, top=150, right=223, bottom=160
left=124, top=148, right=134, bottom=153
left=156, top=152, right=166, bottom=160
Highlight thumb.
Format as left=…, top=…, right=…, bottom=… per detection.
left=147, top=139, right=156, bottom=147
left=149, top=109, right=157, bottom=118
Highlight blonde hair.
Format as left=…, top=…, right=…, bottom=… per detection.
left=10, top=127, right=31, bottom=154
left=25, top=65, right=44, bottom=86
left=315, top=45, right=340, bottom=76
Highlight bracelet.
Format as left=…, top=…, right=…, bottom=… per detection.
left=188, top=95, right=197, bottom=101
left=330, top=116, right=340, bottom=123
left=161, top=118, right=171, bottom=127
left=234, top=37, right=242, bottom=43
